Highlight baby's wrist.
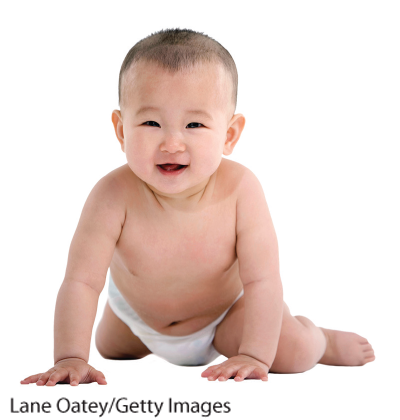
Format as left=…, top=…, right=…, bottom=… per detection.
left=237, top=352, right=270, bottom=370
left=54, top=356, right=88, bottom=365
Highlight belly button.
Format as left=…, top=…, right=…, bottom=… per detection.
left=169, top=321, right=180, bottom=326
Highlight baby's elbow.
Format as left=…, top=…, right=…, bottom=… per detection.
left=243, top=275, right=282, bottom=291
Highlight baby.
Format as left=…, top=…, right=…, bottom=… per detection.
left=21, top=28, right=375, bottom=386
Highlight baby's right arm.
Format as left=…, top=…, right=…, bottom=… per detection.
left=21, top=174, right=126, bottom=386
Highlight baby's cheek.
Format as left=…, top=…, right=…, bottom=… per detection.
left=198, top=151, right=223, bottom=175
left=125, top=143, right=151, bottom=173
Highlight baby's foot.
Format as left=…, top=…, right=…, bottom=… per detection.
left=319, top=328, right=375, bottom=366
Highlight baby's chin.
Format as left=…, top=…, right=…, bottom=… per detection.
left=147, top=175, right=212, bottom=200
left=129, top=164, right=215, bottom=199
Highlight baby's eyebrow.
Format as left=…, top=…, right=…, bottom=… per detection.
left=135, top=106, right=159, bottom=116
left=135, top=106, right=213, bottom=121
left=186, top=110, right=213, bottom=121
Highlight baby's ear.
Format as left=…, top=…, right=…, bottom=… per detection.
left=112, top=110, right=125, bottom=152
left=223, top=114, right=245, bottom=156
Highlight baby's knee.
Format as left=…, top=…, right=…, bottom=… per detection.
left=95, top=333, right=116, bottom=360
left=290, top=328, right=326, bottom=372
left=290, top=336, right=318, bottom=372
left=95, top=328, right=122, bottom=360
left=273, top=327, right=322, bottom=373
left=95, top=328, right=149, bottom=360
left=95, top=338, right=145, bottom=360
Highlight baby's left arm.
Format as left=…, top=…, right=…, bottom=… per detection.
left=202, top=168, right=283, bottom=381
left=235, top=168, right=283, bottom=370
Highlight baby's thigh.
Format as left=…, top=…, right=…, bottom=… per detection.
left=95, top=302, right=151, bottom=360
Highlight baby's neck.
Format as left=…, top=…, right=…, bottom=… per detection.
left=145, top=175, right=215, bottom=211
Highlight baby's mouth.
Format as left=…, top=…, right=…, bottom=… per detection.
left=157, top=164, right=188, bottom=172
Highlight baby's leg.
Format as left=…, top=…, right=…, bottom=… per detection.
left=95, top=302, right=151, bottom=360
left=213, top=298, right=375, bottom=374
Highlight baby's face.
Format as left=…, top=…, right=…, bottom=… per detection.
left=113, top=61, right=243, bottom=197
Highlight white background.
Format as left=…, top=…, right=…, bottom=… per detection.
left=1, top=1, right=399, bottom=419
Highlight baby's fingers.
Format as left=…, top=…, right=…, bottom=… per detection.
left=45, top=368, right=69, bottom=386
left=256, top=367, right=268, bottom=381
left=68, top=369, right=81, bottom=386
left=87, top=368, right=107, bottom=385
left=203, top=365, right=228, bottom=381
left=217, top=365, right=242, bottom=381
left=234, top=366, right=257, bottom=382
left=208, top=365, right=242, bottom=381
left=20, top=373, right=43, bottom=384
left=247, top=367, right=268, bottom=381
left=201, top=365, right=219, bottom=378
left=81, top=367, right=107, bottom=385
left=94, top=370, right=107, bottom=385
left=36, top=370, right=56, bottom=386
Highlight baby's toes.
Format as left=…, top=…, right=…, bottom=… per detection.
left=357, top=335, right=368, bottom=344
left=362, top=342, right=373, bottom=352
left=362, top=348, right=375, bottom=364
left=363, top=349, right=375, bottom=358
left=364, top=354, right=376, bottom=364
left=359, top=342, right=375, bottom=364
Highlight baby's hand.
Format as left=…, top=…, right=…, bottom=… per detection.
left=201, top=354, right=269, bottom=382
left=20, top=357, right=107, bottom=386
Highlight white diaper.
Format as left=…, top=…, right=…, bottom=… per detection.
left=107, top=274, right=244, bottom=366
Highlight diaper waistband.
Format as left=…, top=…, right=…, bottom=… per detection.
left=107, top=273, right=243, bottom=341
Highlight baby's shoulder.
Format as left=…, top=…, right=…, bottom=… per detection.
left=217, top=158, right=260, bottom=193
left=102, top=163, right=138, bottom=185
left=92, top=164, right=140, bottom=204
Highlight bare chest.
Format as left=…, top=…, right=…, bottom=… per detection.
left=114, top=202, right=237, bottom=282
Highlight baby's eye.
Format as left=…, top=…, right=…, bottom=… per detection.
left=143, top=121, right=161, bottom=127
left=186, top=122, right=204, bottom=129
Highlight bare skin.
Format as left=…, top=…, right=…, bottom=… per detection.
left=21, top=61, right=374, bottom=386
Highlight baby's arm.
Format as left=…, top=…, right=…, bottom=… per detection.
left=236, top=170, right=283, bottom=369
left=203, top=169, right=283, bottom=381
left=21, top=175, right=126, bottom=386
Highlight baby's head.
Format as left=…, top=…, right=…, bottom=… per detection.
left=112, top=29, right=245, bottom=197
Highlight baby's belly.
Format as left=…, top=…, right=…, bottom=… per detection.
left=109, top=258, right=242, bottom=336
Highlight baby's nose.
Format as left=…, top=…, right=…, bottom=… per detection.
left=159, top=133, right=186, bottom=153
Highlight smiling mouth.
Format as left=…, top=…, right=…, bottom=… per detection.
left=157, top=164, right=188, bottom=172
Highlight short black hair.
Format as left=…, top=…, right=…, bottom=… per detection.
left=118, top=28, right=238, bottom=108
